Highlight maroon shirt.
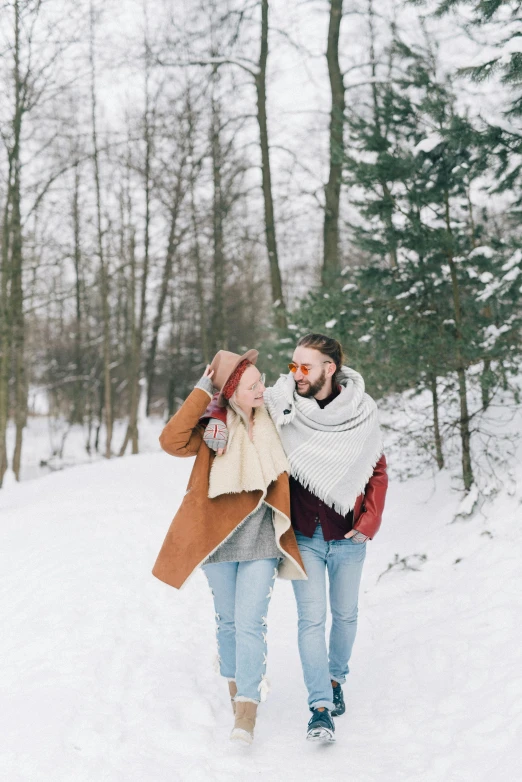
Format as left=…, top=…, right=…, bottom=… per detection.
left=290, top=386, right=354, bottom=541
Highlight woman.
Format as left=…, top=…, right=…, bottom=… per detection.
left=152, top=349, right=307, bottom=744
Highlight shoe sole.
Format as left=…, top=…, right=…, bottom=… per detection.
left=306, top=728, right=335, bottom=743
left=230, top=728, right=253, bottom=744
left=331, top=707, right=345, bottom=717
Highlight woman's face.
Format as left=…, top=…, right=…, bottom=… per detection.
left=233, top=365, right=266, bottom=413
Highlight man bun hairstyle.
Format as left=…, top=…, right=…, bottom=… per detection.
left=296, top=333, right=345, bottom=386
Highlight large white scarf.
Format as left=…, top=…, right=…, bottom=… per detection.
left=263, top=367, right=383, bottom=516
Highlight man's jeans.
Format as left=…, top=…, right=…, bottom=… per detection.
left=203, top=558, right=279, bottom=703
left=292, top=526, right=366, bottom=710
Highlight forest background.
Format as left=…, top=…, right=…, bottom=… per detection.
left=0, top=0, right=520, bottom=500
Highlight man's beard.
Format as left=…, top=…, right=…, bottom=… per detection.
left=295, top=368, right=327, bottom=398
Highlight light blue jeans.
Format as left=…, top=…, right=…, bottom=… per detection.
left=292, top=526, right=367, bottom=710
left=203, top=558, right=279, bottom=703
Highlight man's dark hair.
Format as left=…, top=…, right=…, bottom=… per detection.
left=296, top=333, right=345, bottom=385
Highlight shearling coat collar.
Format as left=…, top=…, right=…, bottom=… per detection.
left=152, top=388, right=307, bottom=590
left=208, top=405, right=289, bottom=498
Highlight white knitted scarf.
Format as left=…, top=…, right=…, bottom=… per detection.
left=264, top=366, right=383, bottom=516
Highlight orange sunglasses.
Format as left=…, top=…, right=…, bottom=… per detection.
left=288, top=361, right=332, bottom=375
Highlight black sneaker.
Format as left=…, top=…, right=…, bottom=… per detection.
left=331, top=682, right=345, bottom=717
left=306, top=708, right=335, bottom=742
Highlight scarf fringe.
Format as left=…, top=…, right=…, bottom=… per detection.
left=290, top=444, right=384, bottom=516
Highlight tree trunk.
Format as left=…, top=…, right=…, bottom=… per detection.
left=90, top=2, right=112, bottom=459
left=11, top=0, right=27, bottom=481
left=70, top=161, right=84, bottom=425
left=10, top=156, right=26, bottom=481
left=166, top=293, right=180, bottom=418
left=381, top=181, right=398, bottom=269
left=368, top=0, right=397, bottom=270
left=444, top=189, right=474, bottom=491
left=121, top=35, right=152, bottom=450
left=190, top=171, right=209, bottom=364
left=210, top=82, right=227, bottom=353
left=429, top=372, right=444, bottom=469
left=119, top=226, right=139, bottom=456
left=322, top=0, right=345, bottom=286
left=0, top=167, right=12, bottom=487
left=256, top=0, right=286, bottom=328
left=466, top=184, right=477, bottom=249
left=145, top=166, right=185, bottom=415
left=481, top=358, right=493, bottom=411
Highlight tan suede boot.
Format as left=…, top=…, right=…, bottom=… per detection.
left=230, top=701, right=257, bottom=744
left=228, top=681, right=237, bottom=715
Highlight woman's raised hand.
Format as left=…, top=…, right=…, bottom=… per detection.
left=203, top=418, right=228, bottom=456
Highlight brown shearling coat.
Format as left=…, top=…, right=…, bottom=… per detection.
left=152, top=388, right=307, bottom=589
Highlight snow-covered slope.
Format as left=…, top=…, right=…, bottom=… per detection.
left=0, top=434, right=520, bottom=781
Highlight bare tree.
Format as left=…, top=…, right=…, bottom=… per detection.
left=120, top=11, right=156, bottom=455
left=257, top=0, right=286, bottom=327
left=322, top=0, right=345, bottom=286
left=144, top=125, right=189, bottom=415
left=89, top=1, right=112, bottom=459
left=1, top=0, right=71, bottom=482
left=210, top=70, right=228, bottom=352
left=187, top=99, right=210, bottom=364
left=0, top=152, right=13, bottom=485
left=158, top=0, right=287, bottom=328
left=70, top=158, right=86, bottom=425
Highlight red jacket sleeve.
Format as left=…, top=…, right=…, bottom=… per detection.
left=199, top=392, right=227, bottom=425
left=353, top=453, right=388, bottom=539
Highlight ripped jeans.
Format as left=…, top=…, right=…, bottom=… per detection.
left=203, top=558, right=279, bottom=703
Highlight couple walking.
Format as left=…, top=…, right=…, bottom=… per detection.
left=153, top=333, right=388, bottom=744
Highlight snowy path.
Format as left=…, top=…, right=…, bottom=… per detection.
left=0, top=450, right=520, bottom=781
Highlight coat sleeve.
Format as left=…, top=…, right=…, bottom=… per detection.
left=159, top=388, right=213, bottom=457
left=353, top=453, right=388, bottom=539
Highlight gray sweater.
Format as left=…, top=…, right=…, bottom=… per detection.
left=205, top=502, right=280, bottom=564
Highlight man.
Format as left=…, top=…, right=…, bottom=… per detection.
left=201, top=333, right=388, bottom=743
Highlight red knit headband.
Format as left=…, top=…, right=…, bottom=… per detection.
left=222, top=359, right=252, bottom=401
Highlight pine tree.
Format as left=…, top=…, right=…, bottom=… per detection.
left=435, top=0, right=522, bottom=116
left=286, top=31, right=522, bottom=490
left=432, top=1, right=522, bottom=204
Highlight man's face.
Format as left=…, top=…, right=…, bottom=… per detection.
left=291, top=346, right=335, bottom=398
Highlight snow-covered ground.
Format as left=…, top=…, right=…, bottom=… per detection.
left=4, top=414, right=164, bottom=483
left=1, top=403, right=521, bottom=781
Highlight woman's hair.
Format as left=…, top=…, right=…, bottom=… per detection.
left=227, top=364, right=255, bottom=429
left=228, top=395, right=251, bottom=430
left=296, top=333, right=345, bottom=385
